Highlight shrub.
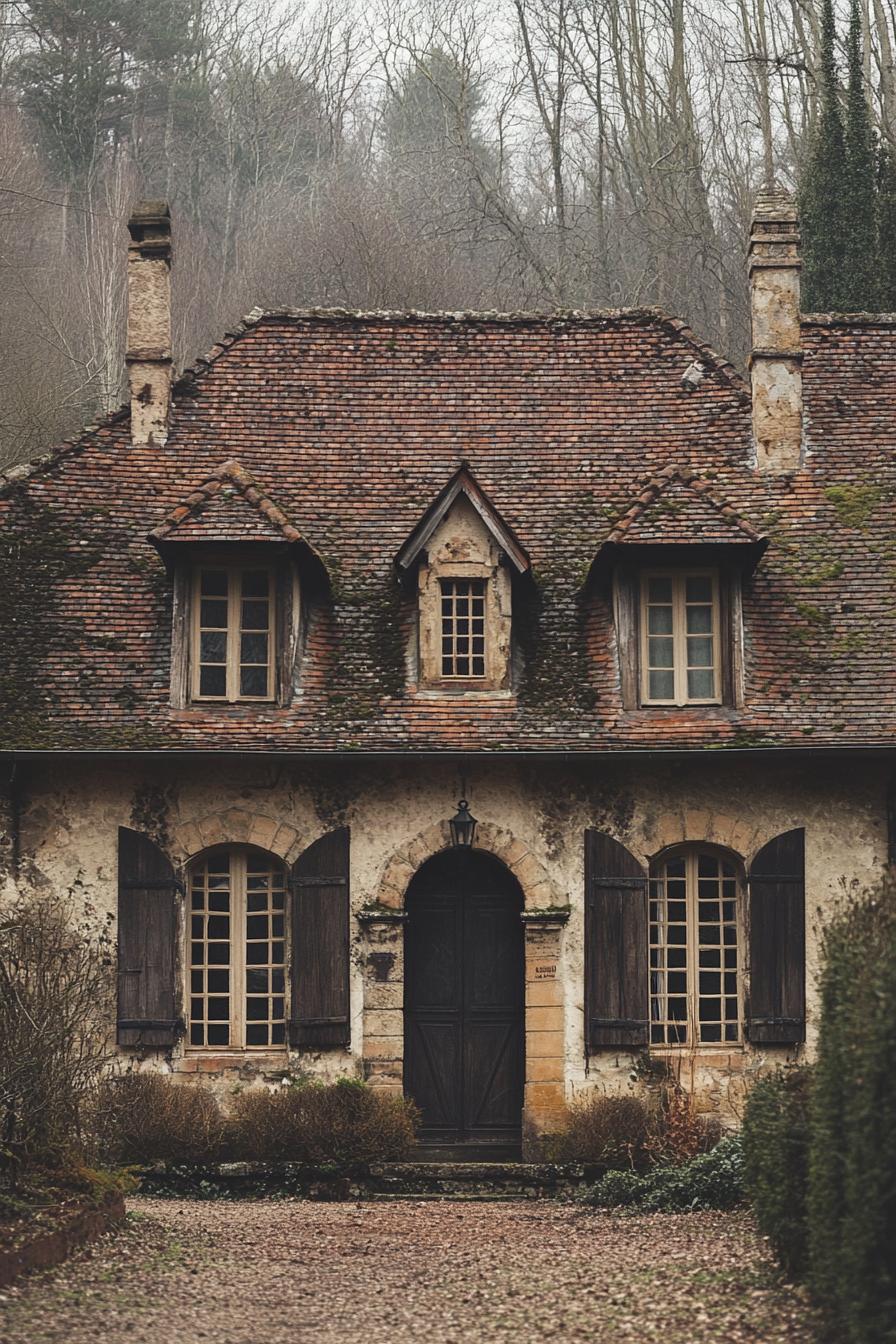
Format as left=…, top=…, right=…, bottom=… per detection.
left=807, top=878, right=896, bottom=1343
left=741, top=1066, right=812, bottom=1278
left=646, top=1080, right=716, bottom=1166
left=94, top=1074, right=227, bottom=1164
left=228, top=1078, right=418, bottom=1165
left=585, top=1134, right=744, bottom=1212
left=552, top=1095, right=652, bottom=1168
left=0, top=892, right=116, bottom=1181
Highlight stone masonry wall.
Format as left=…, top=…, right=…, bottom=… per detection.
left=1, top=754, right=886, bottom=1134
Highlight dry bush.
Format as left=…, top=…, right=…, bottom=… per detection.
left=552, top=1095, right=653, bottom=1169
left=647, top=1082, right=716, bottom=1166
left=0, top=892, right=116, bottom=1182
left=229, top=1079, right=419, bottom=1165
left=94, top=1074, right=227, bottom=1164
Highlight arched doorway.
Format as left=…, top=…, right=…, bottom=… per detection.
left=404, top=849, right=525, bottom=1154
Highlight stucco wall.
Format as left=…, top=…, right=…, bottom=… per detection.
left=1, top=753, right=887, bottom=1129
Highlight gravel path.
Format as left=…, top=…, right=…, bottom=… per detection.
left=0, top=1197, right=819, bottom=1344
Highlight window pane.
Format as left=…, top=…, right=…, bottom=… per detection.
left=648, top=636, right=674, bottom=669
left=648, top=576, right=673, bottom=603
left=200, top=631, right=227, bottom=663
left=241, top=600, right=269, bottom=630
left=686, top=604, right=713, bottom=635
left=687, top=636, right=714, bottom=668
left=241, top=570, right=269, bottom=598
left=240, top=632, right=268, bottom=665
left=240, top=666, right=269, bottom=697
left=200, top=570, right=228, bottom=597
left=687, top=668, right=716, bottom=699
left=648, top=605, right=673, bottom=635
left=200, top=598, right=228, bottom=628
left=199, top=665, right=226, bottom=698
left=648, top=669, right=674, bottom=700
left=686, top=575, right=712, bottom=602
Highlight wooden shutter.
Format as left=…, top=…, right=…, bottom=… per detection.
left=747, top=828, right=805, bottom=1044
left=585, top=829, right=649, bottom=1049
left=117, top=826, right=180, bottom=1047
left=289, top=827, right=350, bottom=1048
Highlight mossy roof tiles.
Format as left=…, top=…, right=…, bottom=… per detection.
left=1, top=307, right=894, bottom=752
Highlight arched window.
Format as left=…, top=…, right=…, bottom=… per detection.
left=187, top=846, right=287, bottom=1050
left=649, top=848, right=742, bottom=1047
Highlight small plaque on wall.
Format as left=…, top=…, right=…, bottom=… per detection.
left=533, top=961, right=557, bottom=980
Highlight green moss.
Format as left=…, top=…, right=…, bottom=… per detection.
left=824, top=484, right=884, bottom=528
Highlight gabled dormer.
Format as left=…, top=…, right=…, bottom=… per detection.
left=149, top=460, right=325, bottom=708
left=592, top=467, right=766, bottom=710
left=396, top=465, right=529, bottom=693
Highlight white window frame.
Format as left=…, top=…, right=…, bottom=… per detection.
left=191, top=564, right=276, bottom=703
left=640, top=568, right=721, bottom=706
left=649, top=848, right=743, bottom=1050
left=186, top=846, right=288, bottom=1053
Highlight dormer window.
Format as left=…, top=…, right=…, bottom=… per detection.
left=395, top=465, right=531, bottom=695
left=148, top=459, right=328, bottom=711
left=592, top=466, right=768, bottom=713
left=193, top=565, right=275, bottom=702
left=640, top=570, right=720, bottom=706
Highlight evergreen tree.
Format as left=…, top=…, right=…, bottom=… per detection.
left=15, top=0, right=195, bottom=183
left=844, top=0, right=879, bottom=308
left=799, top=0, right=849, bottom=310
left=877, top=144, right=896, bottom=309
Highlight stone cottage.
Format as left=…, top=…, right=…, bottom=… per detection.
left=0, top=189, right=891, bottom=1157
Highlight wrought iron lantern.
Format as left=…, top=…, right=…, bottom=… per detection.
left=449, top=798, right=477, bottom=849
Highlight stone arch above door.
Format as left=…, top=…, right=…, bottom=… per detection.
left=374, top=820, right=565, bottom=913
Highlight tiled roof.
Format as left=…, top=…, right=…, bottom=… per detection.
left=605, top=466, right=762, bottom=546
left=1, top=307, right=895, bottom=753
left=149, top=459, right=305, bottom=545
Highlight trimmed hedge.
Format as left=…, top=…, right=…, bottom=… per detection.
left=742, top=878, right=896, bottom=1343
left=228, top=1078, right=419, bottom=1165
left=741, top=1067, right=812, bottom=1278
left=95, top=1074, right=419, bottom=1169
left=807, top=880, right=896, bottom=1344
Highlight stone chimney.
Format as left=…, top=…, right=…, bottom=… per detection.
left=748, top=186, right=802, bottom=472
left=126, top=201, right=172, bottom=447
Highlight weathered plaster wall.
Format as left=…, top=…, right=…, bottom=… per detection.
left=2, top=754, right=886, bottom=1130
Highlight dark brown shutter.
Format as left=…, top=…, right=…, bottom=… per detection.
left=585, top=829, right=649, bottom=1048
left=747, top=828, right=805, bottom=1044
left=289, top=826, right=350, bottom=1048
left=117, top=826, right=180, bottom=1047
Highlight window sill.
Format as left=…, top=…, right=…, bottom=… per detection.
left=649, top=1043, right=745, bottom=1056
left=175, top=1052, right=289, bottom=1074
left=409, top=685, right=514, bottom=700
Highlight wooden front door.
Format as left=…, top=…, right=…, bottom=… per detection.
left=404, top=850, right=525, bottom=1149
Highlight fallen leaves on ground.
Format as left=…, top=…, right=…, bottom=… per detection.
left=0, top=1197, right=821, bottom=1343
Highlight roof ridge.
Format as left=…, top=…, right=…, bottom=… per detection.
left=607, top=465, right=760, bottom=543
left=171, top=305, right=749, bottom=398
left=149, top=457, right=304, bottom=545
left=2, top=306, right=747, bottom=497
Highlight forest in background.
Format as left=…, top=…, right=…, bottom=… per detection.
left=0, top=0, right=893, bottom=469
